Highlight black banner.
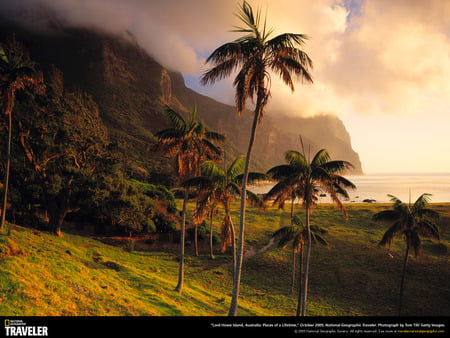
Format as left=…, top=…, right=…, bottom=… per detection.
left=1, top=316, right=448, bottom=337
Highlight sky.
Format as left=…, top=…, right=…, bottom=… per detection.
left=1, top=0, right=450, bottom=174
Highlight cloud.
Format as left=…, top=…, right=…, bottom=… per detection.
left=1, top=0, right=449, bottom=119
left=0, top=0, right=236, bottom=73
left=320, top=0, right=450, bottom=116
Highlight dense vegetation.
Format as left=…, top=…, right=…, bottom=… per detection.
left=0, top=37, right=178, bottom=239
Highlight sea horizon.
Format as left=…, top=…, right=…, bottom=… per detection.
left=250, top=172, right=450, bottom=203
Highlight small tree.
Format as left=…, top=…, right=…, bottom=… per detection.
left=155, top=106, right=225, bottom=294
left=15, top=67, right=107, bottom=236
left=373, top=193, right=440, bottom=316
left=272, top=215, right=328, bottom=316
left=184, top=156, right=266, bottom=270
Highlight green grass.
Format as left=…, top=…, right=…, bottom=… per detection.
left=0, top=203, right=449, bottom=316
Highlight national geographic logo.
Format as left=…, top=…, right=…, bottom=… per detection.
left=4, top=319, right=48, bottom=336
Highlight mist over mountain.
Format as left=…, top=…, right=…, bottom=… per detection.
left=0, top=21, right=363, bottom=174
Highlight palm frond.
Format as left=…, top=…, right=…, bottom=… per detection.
left=285, top=150, right=308, bottom=170
left=201, top=138, right=223, bottom=160
left=417, top=219, right=440, bottom=240
left=245, top=190, right=265, bottom=210
left=379, top=221, right=402, bottom=247
left=190, top=105, right=198, bottom=126
left=265, top=179, right=293, bottom=201
left=387, top=194, right=403, bottom=209
left=266, top=33, right=310, bottom=50
left=321, top=160, right=354, bottom=174
left=205, top=130, right=227, bottom=142
left=227, top=182, right=241, bottom=196
left=373, top=209, right=401, bottom=223
left=201, top=161, right=225, bottom=179
left=154, top=128, right=183, bottom=141
left=163, top=106, right=186, bottom=132
left=311, top=149, right=331, bottom=168
left=227, top=155, right=246, bottom=179
left=266, top=164, right=296, bottom=180
left=272, top=225, right=293, bottom=238
left=0, top=44, right=8, bottom=63
left=412, top=193, right=432, bottom=214
left=232, top=1, right=263, bottom=39
left=182, top=176, right=213, bottom=190
left=220, top=213, right=234, bottom=252
left=244, top=172, right=267, bottom=184
left=311, top=232, right=329, bottom=247
left=416, top=208, right=440, bottom=220
left=333, top=175, right=357, bottom=190
left=269, top=50, right=313, bottom=85
left=201, top=58, right=239, bottom=86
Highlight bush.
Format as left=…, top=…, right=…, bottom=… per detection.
left=187, top=223, right=208, bottom=241
left=212, top=234, right=222, bottom=245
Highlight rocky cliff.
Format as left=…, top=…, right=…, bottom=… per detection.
left=0, top=24, right=363, bottom=174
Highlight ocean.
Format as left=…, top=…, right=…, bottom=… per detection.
left=249, top=173, right=450, bottom=203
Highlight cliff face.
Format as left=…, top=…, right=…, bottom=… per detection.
left=0, top=25, right=363, bottom=174
left=169, top=69, right=364, bottom=174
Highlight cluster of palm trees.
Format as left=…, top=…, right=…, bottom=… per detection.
left=155, top=0, right=358, bottom=316
left=155, top=1, right=442, bottom=317
left=266, top=143, right=355, bottom=315
left=200, top=0, right=314, bottom=316
left=155, top=0, right=316, bottom=315
left=156, top=103, right=357, bottom=316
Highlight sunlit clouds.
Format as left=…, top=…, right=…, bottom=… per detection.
left=1, top=0, right=449, bottom=173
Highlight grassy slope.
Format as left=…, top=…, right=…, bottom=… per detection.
left=0, top=203, right=449, bottom=316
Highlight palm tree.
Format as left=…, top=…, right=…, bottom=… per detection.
left=272, top=215, right=328, bottom=316
left=201, top=1, right=313, bottom=316
left=267, top=145, right=355, bottom=315
left=184, top=155, right=266, bottom=273
left=0, top=38, right=41, bottom=229
left=373, top=193, right=440, bottom=316
left=155, top=106, right=225, bottom=294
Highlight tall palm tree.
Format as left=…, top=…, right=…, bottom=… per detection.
left=184, top=155, right=266, bottom=273
left=267, top=146, right=355, bottom=315
left=373, top=193, right=440, bottom=316
left=201, top=1, right=313, bottom=316
left=155, top=106, right=225, bottom=294
left=272, top=216, right=328, bottom=316
left=0, top=39, right=41, bottom=229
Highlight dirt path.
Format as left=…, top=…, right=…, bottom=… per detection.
left=243, top=237, right=275, bottom=260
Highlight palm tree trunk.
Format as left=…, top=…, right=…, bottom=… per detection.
left=194, top=222, right=198, bottom=256
left=296, top=243, right=304, bottom=316
left=301, top=206, right=311, bottom=316
left=398, top=244, right=410, bottom=316
left=174, top=189, right=188, bottom=294
left=290, top=197, right=295, bottom=293
left=225, top=204, right=237, bottom=276
left=1, top=109, right=12, bottom=229
left=228, top=109, right=260, bottom=316
left=209, top=210, right=215, bottom=260
left=291, top=247, right=296, bottom=294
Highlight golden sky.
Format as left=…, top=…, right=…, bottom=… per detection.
left=3, top=0, right=450, bottom=173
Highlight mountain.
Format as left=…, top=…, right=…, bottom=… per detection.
left=0, top=24, right=363, bottom=175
